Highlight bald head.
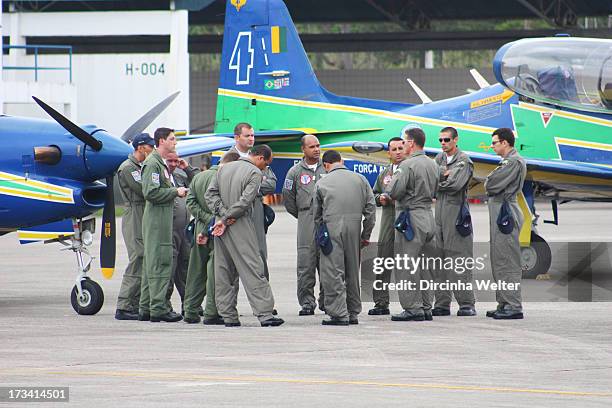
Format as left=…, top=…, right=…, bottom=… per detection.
left=301, top=134, right=320, bottom=164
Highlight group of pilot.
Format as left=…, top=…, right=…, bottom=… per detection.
left=114, top=121, right=526, bottom=327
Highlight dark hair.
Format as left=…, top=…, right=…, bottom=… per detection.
left=492, top=127, right=515, bottom=147
left=440, top=126, right=458, bottom=139
left=249, top=144, right=272, bottom=161
left=406, top=127, right=426, bottom=148
left=221, top=151, right=241, bottom=164
left=154, top=127, right=174, bottom=147
left=322, top=150, right=342, bottom=164
left=388, top=136, right=403, bottom=147
left=234, top=122, right=253, bottom=136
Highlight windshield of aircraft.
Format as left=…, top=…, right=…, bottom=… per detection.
left=497, top=38, right=612, bottom=113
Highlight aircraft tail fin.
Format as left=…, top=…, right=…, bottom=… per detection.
left=216, top=0, right=331, bottom=131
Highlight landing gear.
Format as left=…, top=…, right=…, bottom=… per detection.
left=521, top=231, right=552, bottom=279
left=53, top=218, right=105, bottom=315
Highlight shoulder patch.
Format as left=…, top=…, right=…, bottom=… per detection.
left=131, top=170, right=141, bottom=182
left=283, top=178, right=294, bottom=190
left=152, top=172, right=160, bottom=185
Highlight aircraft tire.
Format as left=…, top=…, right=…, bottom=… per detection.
left=71, top=278, right=104, bottom=315
left=521, top=232, right=552, bottom=279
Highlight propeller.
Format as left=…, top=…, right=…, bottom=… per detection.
left=33, top=93, right=181, bottom=280
left=100, top=175, right=116, bottom=279
left=32, top=97, right=103, bottom=151
left=120, top=91, right=180, bottom=143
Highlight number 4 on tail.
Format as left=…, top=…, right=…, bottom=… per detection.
left=229, top=32, right=254, bottom=85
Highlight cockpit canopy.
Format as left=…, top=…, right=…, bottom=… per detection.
left=493, top=37, right=612, bottom=113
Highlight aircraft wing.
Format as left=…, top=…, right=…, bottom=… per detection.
left=322, top=141, right=612, bottom=201
left=176, top=136, right=236, bottom=158
left=181, top=127, right=384, bottom=144
left=16, top=219, right=74, bottom=244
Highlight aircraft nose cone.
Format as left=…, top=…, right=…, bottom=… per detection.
left=84, top=131, right=132, bottom=180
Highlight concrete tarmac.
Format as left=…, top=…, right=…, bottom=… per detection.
left=1, top=202, right=611, bottom=407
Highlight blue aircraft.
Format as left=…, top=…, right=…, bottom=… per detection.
left=0, top=93, right=235, bottom=315
left=193, top=0, right=612, bottom=279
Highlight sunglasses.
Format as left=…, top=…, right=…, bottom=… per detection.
left=491, top=140, right=501, bottom=146
left=438, top=137, right=452, bottom=143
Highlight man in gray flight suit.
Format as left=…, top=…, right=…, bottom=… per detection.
left=224, top=122, right=277, bottom=281
left=432, top=127, right=477, bottom=317
left=386, top=127, right=440, bottom=322
left=139, top=127, right=188, bottom=323
left=283, top=135, right=326, bottom=316
left=115, top=133, right=155, bottom=320
left=369, top=136, right=405, bottom=316
left=163, top=151, right=200, bottom=313
left=485, top=127, right=527, bottom=320
left=205, top=145, right=284, bottom=327
left=313, top=150, right=376, bottom=326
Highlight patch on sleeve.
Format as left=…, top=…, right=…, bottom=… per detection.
left=131, top=170, right=141, bottom=182
left=283, top=178, right=293, bottom=190
left=152, top=172, right=160, bottom=185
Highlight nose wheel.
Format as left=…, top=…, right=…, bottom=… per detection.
left=71, top=277, right=104, bottom=315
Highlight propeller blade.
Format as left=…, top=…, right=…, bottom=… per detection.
left=32, top=96, right=103, bottom=151
left=100, top=175, right=116, bottom=279
left=120, top=91, right=180, bottom=143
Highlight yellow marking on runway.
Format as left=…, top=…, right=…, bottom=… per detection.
left=3, top=368, right=612, bottom=398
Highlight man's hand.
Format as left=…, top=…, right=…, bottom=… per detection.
left=226, top=218, right=236, bottom=226
left=196, top=233, right=209, bottom=246
left=443, top=169, right=451, bottom=177
left=379, top=193, right=390, bottom=206
left=177, top=187, right=188, bottom=197
left=360, top=239, right=370, bottom=248
left=212, top=220, right=227, bottom=236
left=178, top=158, right=189, bottom=170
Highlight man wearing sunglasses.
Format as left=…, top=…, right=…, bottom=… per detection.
left=432, top=127, right=477, bottom=317
left=485, top=128, right=527, bottom=319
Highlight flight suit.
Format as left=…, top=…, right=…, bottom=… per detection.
left=166, top=165, right=199, bottom=307
left=224, top=146, right=276, bottom=280
left=139, top=149, right=179, bottom=318
left=184, top=166, right=219, bottom=321
left=253, top=166, right=276, bottom=280
left=283, top=158, right=326, bottom=310
left=386, top=151, right=440, bottom=316
left=116, top=154, right=145, bottom=313
left=313, top=166, right=376, bottom=320
left=371, top=164, right=399, bottom=310
left=484, top=148, right=527, bottom=313
left=433, top=149, right=476, bottom=310
left=204, top=157, right=276, bottom=324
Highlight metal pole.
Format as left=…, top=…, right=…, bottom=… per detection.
left=69, top=47, right=73, bottom=83
left=34, top=46, right=38, bottom=82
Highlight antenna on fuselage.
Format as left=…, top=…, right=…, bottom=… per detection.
left=406, top=78, right=433, bottom=104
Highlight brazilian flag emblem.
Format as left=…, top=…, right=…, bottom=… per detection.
left=271, top=26, right=287, bottom=53
left=264, top=80, right=275, bottom=90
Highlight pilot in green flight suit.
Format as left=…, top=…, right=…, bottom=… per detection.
left=183, top=152, right=241, bottom=324
left=115, top=133, right=155, bottom=320
left=138, top=128, right=187, bottom=323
